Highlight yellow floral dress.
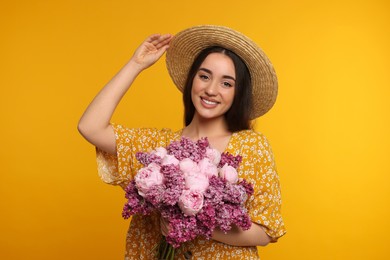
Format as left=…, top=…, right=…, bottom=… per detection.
left=96, top=124, right=286, bottom=259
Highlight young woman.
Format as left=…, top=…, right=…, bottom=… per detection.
left=78, top=25, right=286, bottom=259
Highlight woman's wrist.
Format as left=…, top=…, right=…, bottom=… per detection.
left=124, top=59, right=145, bottom=76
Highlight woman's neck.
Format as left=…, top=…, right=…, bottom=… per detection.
left=182, top=113, right=231, bottom=140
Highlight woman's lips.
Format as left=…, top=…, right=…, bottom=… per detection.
left=201, top=97, right=219, bottom=107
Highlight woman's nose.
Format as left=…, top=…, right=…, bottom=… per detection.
left=205, top=81, right=218, bottom=96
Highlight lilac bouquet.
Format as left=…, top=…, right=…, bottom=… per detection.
left=122, top=137, right=254, bottom=259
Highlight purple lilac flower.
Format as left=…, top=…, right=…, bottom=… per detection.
left=234, top=207, right=252, bottom=230
left=162, top=188, right=182, bottom=206
left=160, top=164, right=185, bottom=206
left=218, top=152, right=242, bottom=169
left=167, top=137, right=208, bottom=162
left=204, top=176, right=225, bottom=206
left=145, top=184, right=165, bottom=206
left=238, top=179, right=254, bottom=197
left=160, top=204, right=182, bottom=219
left=122, top=180, right=154, bottom=218
left=216, top=203, right=252, bottom=233
left=160, top=165, right=182, bottom=186
left=196, top=202, right=216, bottom=231
left=166, top=215, right=198, bottom=248
left=136, top=152, right=162, bottom=166
left=195, top=219, right=213, bottom=240
left=223, top=183, right=247, bottom=204
left=196, top=138, right=209, bottom=153
left=124, top=180, right=137, bottom=199
left=215, top=204, right=234, bottom=233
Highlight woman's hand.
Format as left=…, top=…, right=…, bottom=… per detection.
left=130, top=34, right=172, bottom=71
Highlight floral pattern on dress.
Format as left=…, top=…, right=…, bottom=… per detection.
left=96, top=123, right=286, bottom=259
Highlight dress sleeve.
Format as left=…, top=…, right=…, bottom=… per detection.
left=95, top=123, right=166, bottom=189
left=248, top=133, right=286, bottom=242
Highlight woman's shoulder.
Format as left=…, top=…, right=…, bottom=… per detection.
left=231, top=129, right=275, bottom=166
left=111, top=123, right=181, bottom=147
left=233, top=129, right=270, bottom=145
left=112, top=123, right=177, bottom=136
left=230, top=129, right=275, bottom=157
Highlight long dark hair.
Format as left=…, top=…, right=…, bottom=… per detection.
left=183, top=46, right=253, bottom=132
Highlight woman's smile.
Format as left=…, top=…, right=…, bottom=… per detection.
left=200, top=96, right=220, bottom=106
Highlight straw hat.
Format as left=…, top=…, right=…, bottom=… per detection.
left=166, top=25, right=278, bottom=119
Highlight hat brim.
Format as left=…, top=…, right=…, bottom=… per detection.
left=166, top=25, right=278, bottom=119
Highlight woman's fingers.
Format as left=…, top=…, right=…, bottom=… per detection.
left=129, top=33, right=172, bottom=70
left=149, top=34, right=171, bottom=47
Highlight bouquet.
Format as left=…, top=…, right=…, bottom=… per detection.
left=122, top=137, right=254, bottom=259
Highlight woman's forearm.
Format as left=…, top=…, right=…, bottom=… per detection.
left=211, top=222, right=272, bottom=247
left=77, top=60, right=143, bottom=153
left=78, top=60, right=142, bottom=135
left=78, top=34, right=172, bottom=154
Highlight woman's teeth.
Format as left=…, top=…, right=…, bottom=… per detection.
left=202, top=98, right=218, bottom=105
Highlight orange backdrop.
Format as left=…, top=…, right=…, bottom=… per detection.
left=1, top=0, right=389, bottom=259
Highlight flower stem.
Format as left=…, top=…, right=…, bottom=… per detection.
left=161, top=240, right=168, bottom=258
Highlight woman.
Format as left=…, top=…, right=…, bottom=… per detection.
left=78, top=25, right=286, bottom=259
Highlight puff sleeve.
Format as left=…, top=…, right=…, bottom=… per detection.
left=246, top=132, right=286, bottom=242
left=95, top=123, right=172, bottom=189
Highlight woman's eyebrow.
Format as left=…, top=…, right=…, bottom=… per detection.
left=198, top=67, right=236, bottom=81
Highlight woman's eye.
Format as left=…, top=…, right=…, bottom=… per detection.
left=199, top=74, right=209, bottom=80
left=223, top=82, right=233, bottom=87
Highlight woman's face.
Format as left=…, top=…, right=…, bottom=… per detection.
left=191, top=52, right=236, bottom=121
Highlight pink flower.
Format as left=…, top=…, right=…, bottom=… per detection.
left=178, top=189, right=204, bottom=216
left=198, top=158, right=218, bottom=178
left=219, top=164, right=238, bottom=184
left=152, top=147, right=167, bottom=158
left=179, top=158, right=198, bottom=173
left=135, top=163, right=164, bottom=197
left=185, top=171, right=209, bottom=193
left=206, top=148, right=221, bottom=165
left=161, top=155, right=180, bottom=166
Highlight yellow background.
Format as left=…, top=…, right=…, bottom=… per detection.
left=1, top=0, right=389, bottom=259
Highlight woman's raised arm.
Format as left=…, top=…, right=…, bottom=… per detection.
left=78, top=34, right=172, bottom=154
